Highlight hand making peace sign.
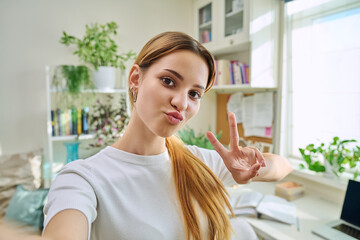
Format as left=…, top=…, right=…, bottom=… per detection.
left=206, top=112, right=266, bottom=184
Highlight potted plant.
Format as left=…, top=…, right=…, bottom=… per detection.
left=89, top=95, right=129, bottom=148
left=52, top=65, right=92, bottom=94
left=177, top=126, right=222, bottom=150
left=299, top=137, right=360, bottom=179
left=60, top=21, right=136, bottom=90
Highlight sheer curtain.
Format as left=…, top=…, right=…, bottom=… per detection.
left=281, top=0, right=360, bottom=159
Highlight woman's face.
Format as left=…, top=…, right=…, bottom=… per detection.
left=133, top=50, right=209, bottom=138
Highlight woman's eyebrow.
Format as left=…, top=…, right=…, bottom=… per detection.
left=164, top=68, right=205, bottom=90
left=164, top=69, right=183, bottom=80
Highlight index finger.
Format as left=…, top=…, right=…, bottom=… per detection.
left=206, top=131, right=227, bottom=158
left=228, top=112, right=239, bottom=151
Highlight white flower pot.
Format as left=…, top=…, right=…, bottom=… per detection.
left=93, top=66, right=116, bottom=90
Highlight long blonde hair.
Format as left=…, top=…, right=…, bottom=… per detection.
left=130, top=32, right=233, bottom=240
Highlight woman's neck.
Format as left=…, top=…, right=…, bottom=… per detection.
left=111, top=113, right=167, bottom=156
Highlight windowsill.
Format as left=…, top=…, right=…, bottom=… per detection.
left=288, top=157, right=349, bottom=191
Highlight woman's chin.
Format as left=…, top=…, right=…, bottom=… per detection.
left=154, top=127, right=179, bottom=139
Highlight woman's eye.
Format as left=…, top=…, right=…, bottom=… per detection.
left=161, top=77, right=175, bottom=87
left=189, top=91, right=202, bottom=100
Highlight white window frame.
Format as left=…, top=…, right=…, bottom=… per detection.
left=279, top=0, right=360, bottom=188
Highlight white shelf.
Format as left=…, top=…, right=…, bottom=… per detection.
left=225, top=8, right=243, bottom=18
left=211, top=41, right=251, bottom=55
left=51, top=133, right=96, bottom=142
left=199, top=21, right=212, bottom=29
left=210, top=85, right=277, bottom=93
left=50, top=88, right=127, bottom=94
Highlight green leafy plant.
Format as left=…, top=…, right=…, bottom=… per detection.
left=52, top=65, right=93, bottom=94
left=299, top=137, right=360, bottom=179
left=177, top=127, right=222, bottom=150
left=60, top=21, right=136, bottom=70
left=89, top=95, right=129, bottom=148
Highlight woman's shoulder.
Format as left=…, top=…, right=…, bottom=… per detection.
left=185, top=145, right=220, bottom=163
left=57, top=146, right=114, bottom=176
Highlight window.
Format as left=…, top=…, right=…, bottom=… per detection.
left=281, top=0, right=360, bottom=161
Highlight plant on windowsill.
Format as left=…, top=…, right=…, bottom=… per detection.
left=299, top=137, right=360, bottom=180
left=177, top=126, right=222, bottom=150
left=60, top=21, right=136, bottom=90
left=88, top=95, right=129, bottom=148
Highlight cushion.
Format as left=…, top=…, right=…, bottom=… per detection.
left=5, top=184, right=49, bottom=229
left=0, top=149, right=42, bottom=217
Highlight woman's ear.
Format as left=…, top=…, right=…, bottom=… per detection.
left=128, top=64, right=141, bottom=88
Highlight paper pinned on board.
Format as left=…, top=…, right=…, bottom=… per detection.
left=243, top=126, right=273, bottom=138
left=227, top=92, right=243, bottom=123
left=242, top=92, right=273, bottom=138
left=253, top=92, right=273, bottom=127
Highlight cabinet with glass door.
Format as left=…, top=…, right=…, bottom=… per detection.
left=191, top=0, right=281, bottom=153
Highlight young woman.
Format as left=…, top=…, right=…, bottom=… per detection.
left=0, top=32, right=292, bottom=240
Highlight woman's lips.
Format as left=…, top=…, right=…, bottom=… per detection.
left=166, top=112, right=183, bottom=124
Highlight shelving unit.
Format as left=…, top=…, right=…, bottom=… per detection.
left=44, top=66, right=128, bottom=187
left=210, top=85, right=277, bottom=94
left=50, top=89, right=127, bottom=94
left=194, top=0, right=213, bottom=47
left=191, top=0, right=281, bottom=153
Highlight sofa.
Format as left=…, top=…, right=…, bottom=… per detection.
left=0, top=149, right=48, bottom=234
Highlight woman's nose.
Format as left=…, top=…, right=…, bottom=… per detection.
left=170, top=92, right=188, bottom=111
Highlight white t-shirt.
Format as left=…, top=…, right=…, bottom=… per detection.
left=43, top=145, right=257, bottom=240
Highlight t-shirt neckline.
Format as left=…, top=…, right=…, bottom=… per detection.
left=103, top=146, right=170, bottom=165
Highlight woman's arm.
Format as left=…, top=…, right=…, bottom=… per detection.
left=0, top=209, right=88, bottom=240
left=252, top=153, right=293, bottom=182
left=43, top=209, right=88, bottom=240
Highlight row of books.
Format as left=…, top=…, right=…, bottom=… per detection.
left=201, top=30, right=212, bottom=43
left=51, top=107, right=90, bottom=137
left=199, top=5, right=211, bottom=25
left=215, top=59, right=250, bottom=86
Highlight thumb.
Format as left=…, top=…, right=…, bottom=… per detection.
left=249, top=163, right=261, bottom=178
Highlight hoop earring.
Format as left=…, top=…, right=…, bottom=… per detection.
left=130, top=87, right=137, bottom=103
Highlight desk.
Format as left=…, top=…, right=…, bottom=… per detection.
left=227, top=176, right=344, bottom=240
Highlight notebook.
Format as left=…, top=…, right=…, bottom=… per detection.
left=312, top=179, right=360, bottom=240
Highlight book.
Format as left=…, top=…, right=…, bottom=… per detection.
left=77, top=108, right=82, bottom=135
left=216, top=59, right=231, bottom=85
left=71, top=108, right=77, bottom=135
left=60, top=110, right=66, bottom=136
left=56, top=108, right=61, bottom=136
left=244, top=64, right=250, bottom=84
left=201, top=30, right=210, bottom=43
left=232, top=61, right=242, bottom=85
left=82, top=107, right=89, bottom=134
left=214, top=60, right=219, bottom=85
left=65, top=110, right=70, bottom=135
left=275, top=181, right=305, bottom=201
left=51, top=110, right=55, bottom=136
left=230, top=191, right=297, bottom=225
left=229, top=61, right=235, bottom=84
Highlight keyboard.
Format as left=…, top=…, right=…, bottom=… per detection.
left=333, top=224, right=360, bottom=239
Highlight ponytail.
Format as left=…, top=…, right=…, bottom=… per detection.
left=166, top=136, right=234, bottom=240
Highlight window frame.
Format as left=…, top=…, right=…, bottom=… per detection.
left=279, top=0, right=360, bottom=186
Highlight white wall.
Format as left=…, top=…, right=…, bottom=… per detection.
left=0, top=0, right=193, bottom=155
